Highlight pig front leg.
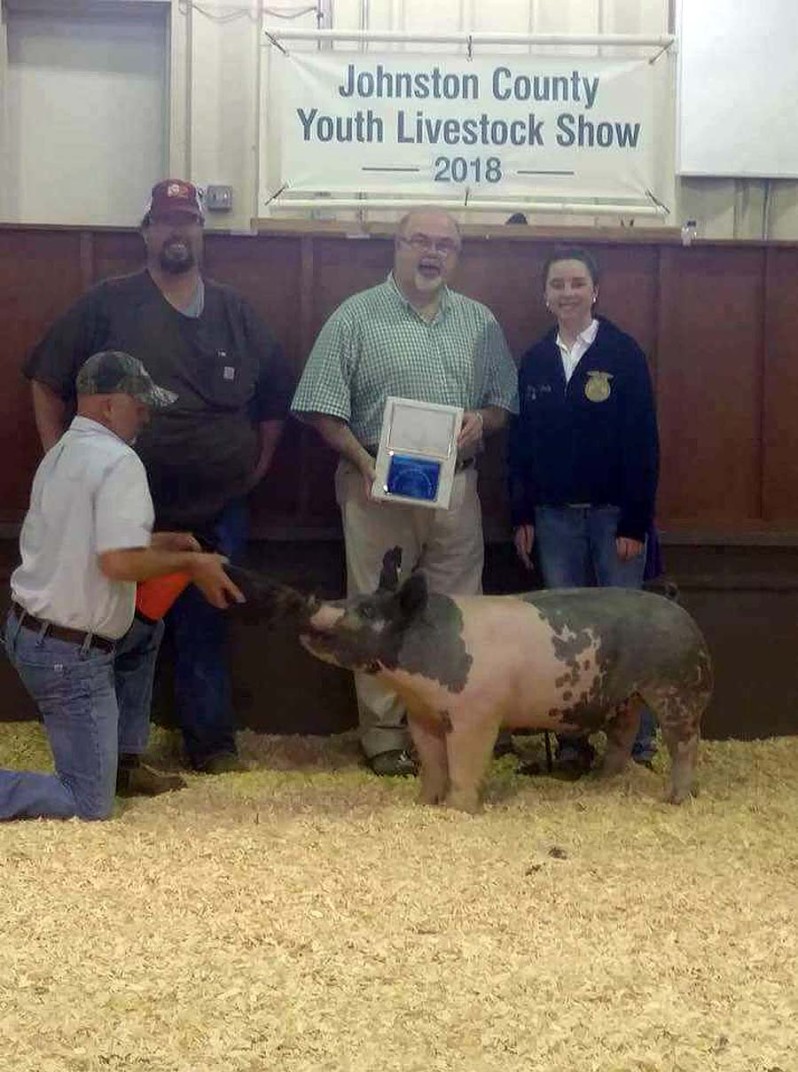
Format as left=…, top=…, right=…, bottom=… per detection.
left=444, top=714, right=501, bottom=814
left=407, top=715, right=449, bottom=805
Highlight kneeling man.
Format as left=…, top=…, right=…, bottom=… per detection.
left=1, top=351, right=243, bottom=821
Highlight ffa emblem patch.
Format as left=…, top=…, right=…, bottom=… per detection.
left=585, top=371, right=613, bottom=402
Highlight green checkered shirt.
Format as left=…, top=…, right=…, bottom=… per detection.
left=291, top=275, right=519, bottom=447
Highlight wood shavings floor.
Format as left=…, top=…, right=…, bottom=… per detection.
left=0, top=724, right=796, bottom=1072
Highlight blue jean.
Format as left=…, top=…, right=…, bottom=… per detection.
left=534, top=505, right=658, bottom=761
left=116, top=614, right=165, bottom=755
left=166, top=498, right=248, bottom=768
left=0, top=610, right=163, bottom=821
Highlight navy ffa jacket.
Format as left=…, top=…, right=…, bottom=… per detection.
left=508, top=316, right=659, bottom=542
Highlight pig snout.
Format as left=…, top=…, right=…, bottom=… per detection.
left=300, top=602, right=349, bottom=664
left=306, top=603, right=347, bottom=632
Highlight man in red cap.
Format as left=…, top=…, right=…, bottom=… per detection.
left=24, top=179, right=294, bottom=775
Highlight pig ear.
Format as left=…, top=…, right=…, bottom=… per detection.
left=397, top=570, right=427, bottom=619
left=377, top=546, right=403, bottom=592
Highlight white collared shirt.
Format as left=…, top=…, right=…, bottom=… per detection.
left=11, top=416, right=154, bottom=639
left=556, top=318, right=599, bottom=383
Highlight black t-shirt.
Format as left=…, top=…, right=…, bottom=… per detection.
left=25, top=270, right=294, bottom=527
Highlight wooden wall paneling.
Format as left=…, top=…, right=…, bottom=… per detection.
left=90, top=229, right=147, bottom=284
left=294, top=235, right=318, bottom=528
left=290, top=234, right=340, bottom=533
left=3, top=225, right=796, bottom=540
left=204, top=234, right=302, bottom=366
left=451, top=238, right=536, bottom=535
left=310, top=234, right=394, bottom=340
left=590, top=242, right=660, bottom=369
left=455, top=236, right=548, bottom=361
left=78, top=231, right=94, bottom=290
left=0, top=229, right=86, bottom=520
left=656, top=245, right=765, bottom=526
left=762, top=247, right=798, bottom=522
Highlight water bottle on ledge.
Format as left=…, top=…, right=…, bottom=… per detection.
left=681, top=219, right=698, bottom=246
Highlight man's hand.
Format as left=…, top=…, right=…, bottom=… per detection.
left=514, top=524, right=535, bottom=571
left=151, top=531, right=201, bottom=553
left=457, top=410, right=484, bottom=455
left=301, top=413, right=377, bottom=500
left=616, top=536, right=644, bottom=562
left=188, top=554, right=246, bottom=609
left=245, top=418, right=285, bottom=492
left=245, top=455, right=277, bottom=493
left=360, top=457, right=377, bottom=500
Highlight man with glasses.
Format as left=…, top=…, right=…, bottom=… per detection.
left=24, top=180, right=293, bottom=775
left=292, top=207, right=518, bottom=776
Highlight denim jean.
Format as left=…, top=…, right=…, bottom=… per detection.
left=166, top=498, right=248, bottom=768
left=2, top=613, right=118, bottom=820
left=115, top=614, right=165, bottom=755
left=0, top=609, right=164, bottom=821
left=534, top=505, right=658, bottom=761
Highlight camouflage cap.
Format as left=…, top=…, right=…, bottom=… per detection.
left=75, top=351, right=177, bottom=409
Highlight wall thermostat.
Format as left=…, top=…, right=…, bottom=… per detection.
left=372, top=397, right=463, bottom=510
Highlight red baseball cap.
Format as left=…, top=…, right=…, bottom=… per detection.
left=145, top=179, right=205, bottom=221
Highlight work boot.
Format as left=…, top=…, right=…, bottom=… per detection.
left=493, top=730, right=516, bottom=758
left=116, top=755, right=186, bottom=797
left=368, top=749, right=417, bottom=777
left=551, top=740, right=596, bottom=781
left=195, top=752, right=246, bottom=775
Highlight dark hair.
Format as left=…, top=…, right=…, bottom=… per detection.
left=542, top=246, right=600, bottom=288
left=506, top=212, right=528, bottom=225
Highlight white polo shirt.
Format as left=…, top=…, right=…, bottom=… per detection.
left=556, top=318, right=600, bottom=383
left=11, top=416, right=154, bottom=640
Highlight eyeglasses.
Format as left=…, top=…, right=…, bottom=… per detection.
left=398, top=234, right=461, bottom=257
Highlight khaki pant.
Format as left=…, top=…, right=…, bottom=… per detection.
left=335, top=459, right=484, bottom=759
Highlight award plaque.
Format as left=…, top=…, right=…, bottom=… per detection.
left=372, top=397, right=463, bottom=510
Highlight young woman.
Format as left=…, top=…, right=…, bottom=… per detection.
left=509, top=247, right=660, bottom=777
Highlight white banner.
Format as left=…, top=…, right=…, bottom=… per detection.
left=264, top=51, right=658, bottom=205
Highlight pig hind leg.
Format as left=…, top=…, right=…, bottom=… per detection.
left=599, top=696, right=644, bottom=778
left=640, top=685, right=702, bottom=804
left=407, top=716, right=449, bottom=806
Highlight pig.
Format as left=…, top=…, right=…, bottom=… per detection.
left=294, top=548, right=712, bottom=814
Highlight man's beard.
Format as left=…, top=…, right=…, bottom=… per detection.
left=158, top=237, right=195, bottom=275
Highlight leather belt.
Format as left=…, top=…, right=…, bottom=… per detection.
left=10, top=603, right=115, bottom=653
